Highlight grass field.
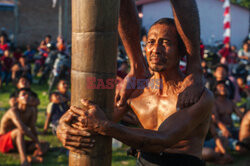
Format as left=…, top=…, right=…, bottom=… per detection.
left=0, top=83, right=249, bottom=166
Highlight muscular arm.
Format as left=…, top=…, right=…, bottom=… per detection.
left=118, top=0, right=147, bottom=72
left=170, top=0, right=202, bottom=73
left=10, top=109, right=39, bottom=143
left=73, top=89, right=213, bottom=152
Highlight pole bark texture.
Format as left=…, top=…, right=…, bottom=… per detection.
left=70, top=0, right=120, bottom=165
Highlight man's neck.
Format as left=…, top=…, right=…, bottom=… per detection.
left=148, top=69, right=183, bottom=96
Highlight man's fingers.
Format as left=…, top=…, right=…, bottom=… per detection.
left=66, top=136, right=94, bottom=144
left=64, top=146, right=88, bottom=154
left=70, top=106, right=87, bottom=116
left=65, top=141, right=94, bottom=148
left=67, top=127, right=91, bottom=137
left=81, top=99, right=96, bottom=109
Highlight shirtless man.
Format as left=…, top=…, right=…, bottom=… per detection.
left=237, top=111, right=250, bottom=152
left=212, top=81, right=243, bottom=139
left=57, top=0, right=213, bottom=165
left=0, top=88, right=48, bottom=166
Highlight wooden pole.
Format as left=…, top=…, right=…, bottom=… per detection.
left=70, top=0, right=120, bottom=165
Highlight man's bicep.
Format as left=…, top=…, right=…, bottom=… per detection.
left=159, top=89, right=213, bottom=139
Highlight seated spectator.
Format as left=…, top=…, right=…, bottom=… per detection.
left=237, top=111, right=250, bottom=153
left=13, top=47, right=23, bottom=63
left=56, top=36, right=66, bottom=53
left=237, top=77, right=248, bottom=99
left=212, top=81, right=243, bottom=147
left=23, top=45, right=36, bottom=63
left=238, top=42, right=250, bottom=63
left=0, top=50, right=13, bottom=86
left=9, top=76, right=40, bottom=108
left=56, top=79, right=70, bottom=106
left=33, top=40, right=48, bottom=76
left=202, top=123, right=233, bottom=165
left=0, top=88, right=49, bottom=165
left=201, top=60, right=213, bottom=89
left=43, top=92, right=69, bottom=135
left=211, top=64, right=235, bottom=100
left=11, top=57, right=32, bottom=84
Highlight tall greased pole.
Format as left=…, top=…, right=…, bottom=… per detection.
left=70, top=0, right=120, bottom=165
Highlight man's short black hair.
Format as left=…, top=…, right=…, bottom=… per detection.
left=16, top=75, right=30, bottom=85
left=49, top=91, right=61, bottom=101
left=16, top=88, right=31, bottom=97
left=216, top=64, right=229, bottom=73
left=150, top=18, right=186, bottom=55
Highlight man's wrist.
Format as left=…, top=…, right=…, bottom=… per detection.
left=99, top=120, right=113, bottom=136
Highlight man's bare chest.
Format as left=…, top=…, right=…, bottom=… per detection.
left=129, top=89, right=178, bottom=130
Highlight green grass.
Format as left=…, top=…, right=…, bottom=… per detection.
left=0, top=83, right=249, bottom=166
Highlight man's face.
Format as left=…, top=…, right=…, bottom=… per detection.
left=216, top=83, right=228, bottom=96
left=17, top=78, right=30, bottom=89
left=58, top=81, right=69, bottom=93
left=51, top=94, right=61, bottom=104
left=243, top=43, right=249, bottom=52
left=4, top=50, right=9, bottom=57
left=0, top=36, right=4, bottom=43
left=214, top=67, right=227, bottom=80
left=145, top=24, right=180, bottom=72
left=18, top=90, right=30, bottom=105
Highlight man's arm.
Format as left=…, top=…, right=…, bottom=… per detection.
left=170, top=0, right=205, bottom=108
left=115, top=0, right=149, bottom=107
left=170, top=0, right=201, bottom=73
left=10, top=109, right=39, bottom=143
left=72, top=89, right=213, bottom=152
left=211, top=104, right=232, bottom=138
left=43, top=113, right=51, bottom=133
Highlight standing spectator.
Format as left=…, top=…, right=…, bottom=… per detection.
left=0, top=50, right=13, bottom=86
left=238, top=42, right=250, bottom=63
left=218, top=43, right=230, bottom=64
left=228, top=45, right=238, bottom=73
left=200, top=40, right=205, bottom=60
left=0, top=35, right=9, bottom=55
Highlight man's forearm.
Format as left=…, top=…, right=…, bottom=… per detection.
left=170, top=0, right=202, bottom=73
left=102, top=121, right=165, bottom=152
left=119, top=0, right=146, bottom=71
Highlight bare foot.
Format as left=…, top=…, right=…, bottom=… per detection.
left=27, top=156, right=43, bottom=163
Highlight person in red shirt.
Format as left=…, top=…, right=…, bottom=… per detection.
left=200, top=40, right=205, bottom=60
left=13, top=48, right=23, bottom=63
left=0, top=35, right=9, bottom=53
left=0, top=50, right=13, bottom=86
left=218, top=43, right=230, bottom=64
